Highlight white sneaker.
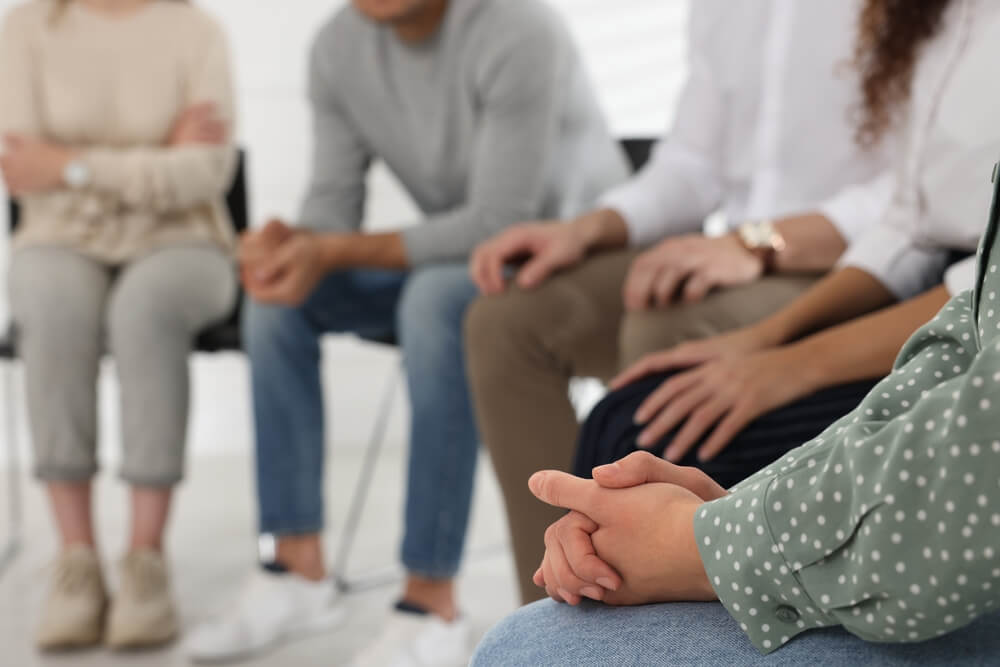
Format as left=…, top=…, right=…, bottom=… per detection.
left=183, top=568, right=344, bottom=663
left=351, top=607, right=472, bottom=667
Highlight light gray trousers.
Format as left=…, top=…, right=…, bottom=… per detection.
left=9, top=244, right=236, bottom=487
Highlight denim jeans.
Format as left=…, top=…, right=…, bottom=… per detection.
left=472, top=600, right=1000, bottom=666
left=243, top=263, right=481, bottom=578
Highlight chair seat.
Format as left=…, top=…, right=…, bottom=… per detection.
left=195, top=322, right=242, bottom=353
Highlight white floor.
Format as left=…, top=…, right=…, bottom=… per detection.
left=0, top=342, right=521, bottom=667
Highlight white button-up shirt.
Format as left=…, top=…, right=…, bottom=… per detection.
left=600, top=0, right=892, bottom=247
left=839, top=0, right=1000, bottom=298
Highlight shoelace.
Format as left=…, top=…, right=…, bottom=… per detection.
left=54, top=558, right=97, bottom=596
left=121, top=555, right=166, bottom=602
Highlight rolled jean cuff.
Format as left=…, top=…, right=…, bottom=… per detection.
left=119, top=468, right=184, bottom=488
left=34, top=463, right=98, bottom=483
left=402, top=550, right=461, bottom=580
left=259, top=514, right=324, bottom=537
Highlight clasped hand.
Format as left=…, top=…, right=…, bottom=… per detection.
left=531, top=451, right=724, bottom=606
left=239, top=219, right=328, bottom=306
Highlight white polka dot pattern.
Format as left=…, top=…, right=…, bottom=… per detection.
left=695, top=221, right=1000, bottom=654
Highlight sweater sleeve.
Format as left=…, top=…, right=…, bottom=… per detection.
left=400, top=20, right=568, bottom=265
left=80, top=19, right=237, bottom=214
left=0, top=7, right=41, bottom=137
left=297, top=32, right=371, bottom=234
left=694, top=290, right=1000, bottom=653
left=596, top=3, right=727, bottom=245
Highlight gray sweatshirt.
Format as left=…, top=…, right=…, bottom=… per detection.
left=302, top=0, right=630, bottom=265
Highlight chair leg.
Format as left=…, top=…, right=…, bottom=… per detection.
left=0, top=362, right=22, bottom=579
left=333, top=360, right=404, bottom=594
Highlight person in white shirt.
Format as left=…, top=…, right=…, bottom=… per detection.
left=469, top=0, right=1000, bottom=610
left=463, top=0, right=895, bottom=604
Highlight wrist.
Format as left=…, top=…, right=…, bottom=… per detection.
left=56, top=148, right=83, bottom=187
left=574, top=208, right=629, bottom=252
left=725, top=232, right=767, bottom=274
left=317, top=232, right=347, bottom=270
left=683, top=500, right=718, bottom=601
left=781, top=338, right=831, bottom=396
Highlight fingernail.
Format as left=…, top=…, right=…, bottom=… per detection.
left=557, top=588, right=572, bottom=601
left=593, top=463, right=615, bottom=475
left=597, top=577, right=619, bottom=591
left=633, top=413, right=646, bottom=425
left=637, top=433, right=651, bottom=447
left=528, top=473, right=543, bottom=494
left=580, top=586, right=603, bottom=600
left=665, top=450, right=679, bottom=462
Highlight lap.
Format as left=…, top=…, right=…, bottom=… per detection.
left=574, top=372, right=875, bottom=488
left=619, top=275, right=819, bottom=366
left=472, top=600, right=1000, bottom=667
left=244, top=263, right=475, bottom=344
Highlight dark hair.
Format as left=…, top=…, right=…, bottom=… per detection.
left=853, top=0, right=954, bottom=146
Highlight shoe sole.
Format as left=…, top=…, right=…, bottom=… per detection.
left=187, top=605, right=347, bottom=664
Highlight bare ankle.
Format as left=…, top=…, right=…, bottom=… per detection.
left=275, top=534, right=326, bottom=581
left=403, top=576, right=457, bottom=622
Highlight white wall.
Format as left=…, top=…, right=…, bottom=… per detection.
left=0, top=0, right=689, bottom=464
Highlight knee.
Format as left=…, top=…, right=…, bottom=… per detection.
left=619, top=310, right=691, bottom=367
left=397, top=266, right=474, bottom=347
left=464, top=292, right=535, bottom=378
left=470, top=601, right=559, bottom=667
left=241, top=298, right=314, bottom=359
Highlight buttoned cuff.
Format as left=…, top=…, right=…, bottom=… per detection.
left=815, top=171, right=895, bottom=247
left=838, top=221, right=950, bottom=299
left=694, top=476, right=837, bottom=654
left=598, top=182, right=672, bottom=248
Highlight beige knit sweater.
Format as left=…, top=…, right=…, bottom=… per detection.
left=0, top=0, right=237, bottom=263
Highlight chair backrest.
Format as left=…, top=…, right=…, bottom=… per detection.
left=7, top=148, right=249, bottom=235
left=619, top=138, right=655, bottom=174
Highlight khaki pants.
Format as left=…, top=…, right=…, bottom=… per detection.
left=464, top=249, right=818, bottom=602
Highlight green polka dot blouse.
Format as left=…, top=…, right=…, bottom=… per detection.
left=694, top=164, right=1000, bottom=654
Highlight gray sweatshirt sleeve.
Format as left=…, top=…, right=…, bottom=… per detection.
left=298, top=39, right=372, bottom=234
left=401, top=22, right=567, bottom=265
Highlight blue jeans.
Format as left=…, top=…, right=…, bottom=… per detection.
left=472, top=600, right=1000, bottom=666
left=244, top=264, right=481, bottom=578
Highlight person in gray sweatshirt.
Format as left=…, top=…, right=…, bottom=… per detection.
left=184, top=0, right=628, bottom=664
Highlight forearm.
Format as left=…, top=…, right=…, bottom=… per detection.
left=573, top=208, right=630, bottom=253
left=771, top=213, right=847, bottom=273
left=83, top=144, right=236, bottom=213
left=320, top=230, right=409, bottom=270
left=752, top=267, right=897, bottom=347
left=787, top=285, right=951, bottom=393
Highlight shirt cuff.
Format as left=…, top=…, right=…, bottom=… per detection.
left=815, top=172, right=895, bottom=247
left=694, top=475, right=837, bottom=654
left=838, top=221, right=950, bottom=299
left=945, top=256, right=977, bottom=296
left=598, top=181, right=671, bottom=248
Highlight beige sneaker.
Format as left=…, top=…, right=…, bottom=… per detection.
left=36, top=545, right=108, bottom=650
left=105, top=549, right=179, bottom=649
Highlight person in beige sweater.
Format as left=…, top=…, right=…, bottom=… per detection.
left=0, top=0, right=237, bottom=651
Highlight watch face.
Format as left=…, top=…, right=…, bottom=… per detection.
left=64, top=161, right=89, bottom=189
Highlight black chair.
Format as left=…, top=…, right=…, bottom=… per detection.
left=0, top=151, right=250, bottom=578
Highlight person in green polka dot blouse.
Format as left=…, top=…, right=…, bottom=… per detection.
left=470, top=162, right=1000, bottom=663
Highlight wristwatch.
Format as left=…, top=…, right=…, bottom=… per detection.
left=738, top=219, right=787, bottom=272
left=63, top=159, right=91, bottom=189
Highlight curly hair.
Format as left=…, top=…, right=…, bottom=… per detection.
left=854, top=0, right=955, bottom=146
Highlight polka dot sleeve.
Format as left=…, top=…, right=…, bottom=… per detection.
left=695, top=289, right=1000, bottom=654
